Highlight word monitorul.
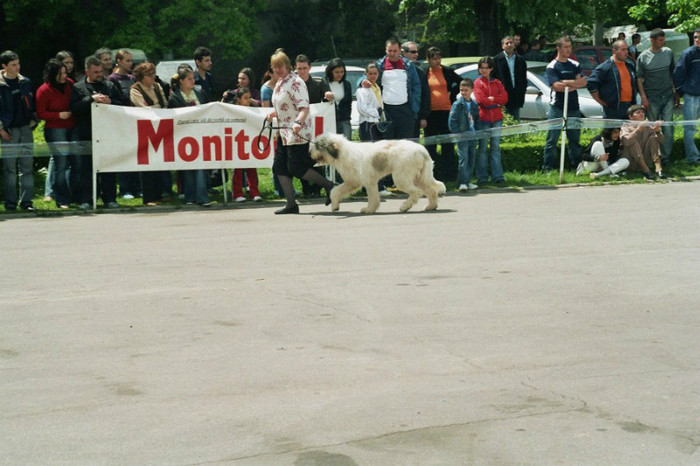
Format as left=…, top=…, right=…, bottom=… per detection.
left=136, top=117, right=326, bottom=165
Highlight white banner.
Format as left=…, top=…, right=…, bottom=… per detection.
left=92, top=102, right=336, bottom=173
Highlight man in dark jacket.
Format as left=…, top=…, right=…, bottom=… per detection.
left=70, top=55, right=124, bottom=209
left=0, top=50, right=35, bottom=211
left=587, top=40, right=637, bottom=120
left=493, top=36, right=528, bottom=121
left=402, top=41, right=430, bottom=137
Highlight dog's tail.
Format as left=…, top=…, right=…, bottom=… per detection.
left=421, top=155, right=447, bottom=195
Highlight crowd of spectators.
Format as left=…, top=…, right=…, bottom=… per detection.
left=0, top=28, right=698, bottom=212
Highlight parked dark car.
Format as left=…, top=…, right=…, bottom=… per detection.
left=570, top=46, right=613, bottom=76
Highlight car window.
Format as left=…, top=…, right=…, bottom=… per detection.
left=458, top=69, right=479, bottom=81
left=574, top=49, right=598, bottom=72
left=600, top=49, right=613, bottom=61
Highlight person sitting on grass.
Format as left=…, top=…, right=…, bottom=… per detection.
left=577, top=127, right=629, bottom=179
left=620, top=104, right=666, bottom=181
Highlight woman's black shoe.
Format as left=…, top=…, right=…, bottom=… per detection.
left=275, top=204, right=299, bottom=215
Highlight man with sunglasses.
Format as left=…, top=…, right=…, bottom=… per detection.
left=401, top=41, right=429, bottom=137
left=673, top=28, right=700, bottom=164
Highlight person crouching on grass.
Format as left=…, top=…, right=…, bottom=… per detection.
left=577, top=128, right=629, bottom=180
left=230, top=87, right=262, bottom=203
left=620, top=104, right=666, bottom=181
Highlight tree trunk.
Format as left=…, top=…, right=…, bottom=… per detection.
left=475, top=0, right=500, bottom=56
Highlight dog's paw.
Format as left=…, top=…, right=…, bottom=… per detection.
left=425, top=204, right=438, bottom=211
left=360, top=207, right=376, bottom=214
left=331, top=204, right=339, bottom=212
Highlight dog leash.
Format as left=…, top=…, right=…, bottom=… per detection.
left=257, top=119, right=333, bottom=153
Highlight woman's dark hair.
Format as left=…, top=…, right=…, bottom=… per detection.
left=261, top=68, right=273, bottom=85
left=426, top=46, right=442, bottom=60
left=477, top=56, right=495, bottom=77
left=238, top=67, right=257, bottom=89
left=234, top=87, right=251, bottom=104
left=324, top=58, right=346, bottom=82
left=601, top=127, right=620, bottom=142
left=43, top=59, right=66, bottom=88
left=170, top=63, right=193, bottom=90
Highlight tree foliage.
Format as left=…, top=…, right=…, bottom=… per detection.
left=269, top=0, right=397, bottom=61
left=0, top=0, right=267, bottom=77
left=393, top=0, right=691, bottom=54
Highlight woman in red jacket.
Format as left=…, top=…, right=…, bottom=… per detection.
left=473, top=56, right=508, bottom=184
left=36, top=59, right=76, bottom=208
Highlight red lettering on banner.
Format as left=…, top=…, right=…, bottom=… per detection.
left=202, top=136, right=221, bottom=162
left=315, top=116, right=323, bottom=138
left=235, top=130, right=250, bottom=160
left=251, top=136, right=269, bottom=160
left=137, top=119, right=174, bottom=165
left=178, top=137, right=199, bottom=162
left=225, top=128, right=233, bottom=161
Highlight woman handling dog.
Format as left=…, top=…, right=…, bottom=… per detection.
left=267, top=49, right=334, bottom=214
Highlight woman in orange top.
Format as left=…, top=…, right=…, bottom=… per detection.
left=423, top=46, right=462, bottom=182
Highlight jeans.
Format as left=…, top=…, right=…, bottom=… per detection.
left=183, top=169, right=209, bottom=204
left=337, top=120, right=352, bottom=140
left=2, top=125, right=34, bottom=209
left=44, top=156, right=55, bottom=198
left=682, top=94, right=699, bottom=162
left=44, top=127, right=74, bottom=206
left=456, top=139, right=477, bottom=185
left=646, top=93, right=675, bottom=164
left=476, top=120, right=504, bottom=183
left=543, top=106, right=582, bottom=170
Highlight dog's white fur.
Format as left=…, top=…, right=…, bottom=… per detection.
left=310, top=133, right=446, bottom=213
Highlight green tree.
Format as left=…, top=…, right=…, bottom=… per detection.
left=0, top=0, right=267, bottom=79
left=629, top=0, right=700, bottom=32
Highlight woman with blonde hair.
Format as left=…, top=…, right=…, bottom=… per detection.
left=267, top=49, right=333, bottom=214
left=131, top=62, right=170, bottom=205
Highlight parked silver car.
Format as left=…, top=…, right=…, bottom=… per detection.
left=454, top=62, right=603, bottom=119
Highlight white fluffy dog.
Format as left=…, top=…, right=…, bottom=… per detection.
left=310, top=133, right=446, bottom=213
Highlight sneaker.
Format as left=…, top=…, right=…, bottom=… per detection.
left=201, top=201, right=214, bottom=208
left=656, top=171, right=667, bottom=179
left=253, top=195, right=263, bottom=202
left=21, top=204, right=35, bottom=211
left=608, top=173, right=620, bottom=179
left=575, top=162, right=586, bottom=176
left=458, top=184, right=468, bottom=192
left=235, top=196, right=246, bottom=203
left=644, top=171, right=656, bottom=181
left=468, top=183, right=478, bottom=190
left=122, top=193, right=135, bottom=200
left=379, top=189, right=393, bottom=197
left=106, top=201, right=120, bottom=209
left=590, top=172, right=598, bottom=180
left=43, top=196, right=54, bottom=202
left=58, top=204, right=70, bottom=209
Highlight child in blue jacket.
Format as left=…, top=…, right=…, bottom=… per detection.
left=448, top=78, right=479, bottom=191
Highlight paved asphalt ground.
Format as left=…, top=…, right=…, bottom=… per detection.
left=1, top=181, right=699, bottom=465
